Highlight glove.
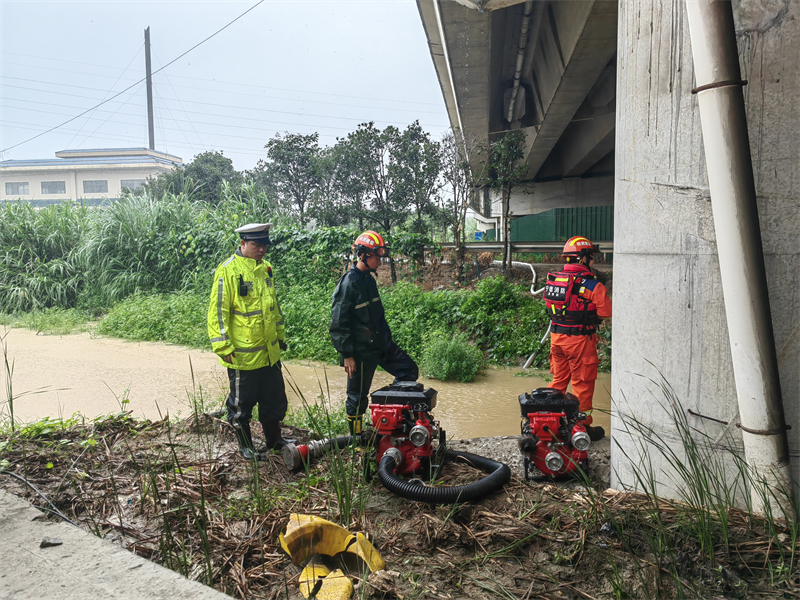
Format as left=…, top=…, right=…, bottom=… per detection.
left=279, top=340, right=288, bottom=351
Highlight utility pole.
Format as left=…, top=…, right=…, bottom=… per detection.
left=144, top=27, right=155, bottom=151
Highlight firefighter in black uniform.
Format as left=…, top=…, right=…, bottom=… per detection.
left=329, top=231, right=419, bottom=435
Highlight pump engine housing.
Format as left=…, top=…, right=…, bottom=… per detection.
left=518, top=388, right=590, bottom=479
left=368, top=382, right=445, bottom=479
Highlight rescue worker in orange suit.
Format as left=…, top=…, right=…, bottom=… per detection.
left=544, top=236, right=612, bottom=441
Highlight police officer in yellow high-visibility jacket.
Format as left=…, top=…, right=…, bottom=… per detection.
left=207, top=223, right=290, bottom=460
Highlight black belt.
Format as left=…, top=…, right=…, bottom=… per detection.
left=550, top=323, right=595, bottom=335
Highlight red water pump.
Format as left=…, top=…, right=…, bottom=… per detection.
left=368, top=381, right=446, bottom=480
left=518, top=388, right=591, bottom=479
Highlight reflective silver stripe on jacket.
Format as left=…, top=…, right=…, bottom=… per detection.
left=234, top=346, right=266, bottom=353
left=231, top=370, right=242, bottom=428
left=210, top=335, right=228, bottom=343
left=276, top=320, right=284, bottom=327
left=232, top=309, right=263, bottom=317
left=221, top=255, right=236, bottom=267
left=271, top=340, right=278, bottom=346
left=372, top=297, right=380, bottom=303
left=355, top=302, right=368, bottom=309
left=216, top=277, right=226, bottom=337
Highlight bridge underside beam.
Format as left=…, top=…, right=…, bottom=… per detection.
left=418, top=0, right=618, bottom=189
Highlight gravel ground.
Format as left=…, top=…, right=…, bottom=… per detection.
left=448, top=435, right=611, bottom=489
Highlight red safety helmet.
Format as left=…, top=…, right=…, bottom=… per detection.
left=562, top=236, right=599, bottom=258
left=353, top=230, right=389, bottom=257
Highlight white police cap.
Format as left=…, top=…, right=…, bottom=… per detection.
left=235, top=223, right=273, bottom=244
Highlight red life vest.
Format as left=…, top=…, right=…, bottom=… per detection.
left=544, top=265, right=602, bottom=335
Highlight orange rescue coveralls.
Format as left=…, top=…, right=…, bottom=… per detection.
left=548, top=268, right=612, bottom=425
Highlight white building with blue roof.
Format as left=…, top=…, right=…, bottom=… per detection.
left=0, top=148, right=182, bottom=205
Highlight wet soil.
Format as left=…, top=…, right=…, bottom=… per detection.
left=0, top=415, right=795, bottom=600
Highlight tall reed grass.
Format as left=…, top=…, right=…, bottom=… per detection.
left=606, top=375, right=800, bottom=592
left=0, top=201, right=88, bottom=312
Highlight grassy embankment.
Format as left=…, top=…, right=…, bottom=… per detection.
left=0, top=193, right=591, bottom=382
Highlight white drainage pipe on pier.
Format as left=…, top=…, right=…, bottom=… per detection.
left=685, top=0, right=794, bottom=509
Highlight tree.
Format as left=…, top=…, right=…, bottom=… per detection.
left=479, top=129, right=527, bottom=270
left=439, top=128, right=480, bottom=282
left=254, top=133, right=321, bottom=227
left=135, top=150, right=241, bottom=204
left=183, top=151, right=241, bottom=204
left=331, top=137, right=370, bottom=230
left=344, top=123, right=410, bottom=283
left=394, top=121, right=442, bottom=235
left=306, top=146, right=337, bottom=226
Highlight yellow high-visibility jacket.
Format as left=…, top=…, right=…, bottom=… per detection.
left=207, top=251, right=285, bottom=370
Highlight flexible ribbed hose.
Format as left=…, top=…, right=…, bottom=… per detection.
left=377, top=450, right=511, bottom=504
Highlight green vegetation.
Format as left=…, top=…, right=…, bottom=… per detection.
left=94, top=275, right=552, bottom=370
left=0, top=201, right=88, bottom=312
left=0, top=184, right=571, bottom=371
left=0, top=308, right=94, bottom=335
left=420, top=332, right=484, bottom=382
left=97, top=292, right=209, bottom=348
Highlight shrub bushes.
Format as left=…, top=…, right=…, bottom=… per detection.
left=97, top=292, right=209, bottom=348
left=96, top=276, right=552, bottom=369
left=420, top=332, right=484, bottom=382
left=1, top=192, right=556, bottom=367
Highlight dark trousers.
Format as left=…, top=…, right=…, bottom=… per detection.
left=226, top=363, right=288, bottom=432
left=346, top=344, right=418, bottom=418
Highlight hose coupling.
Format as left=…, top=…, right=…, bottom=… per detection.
left=571, top=430, right=591, bottom=452
left=518, top=434, right=538, bottom=454
left=544, top=451, right=564, bottom=473
left=383, top=447, right=403, bottom=468
left=409, top=424, right=430, bottom=447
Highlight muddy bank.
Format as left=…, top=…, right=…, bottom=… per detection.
left=0, top=414, right=794, bottom=600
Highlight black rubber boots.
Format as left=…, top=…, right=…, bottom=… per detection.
left=234, top=422, right=259, bottom=460
left=236, top=421, right=293, bottom=459
left=262, top=421, right=292, bottom=451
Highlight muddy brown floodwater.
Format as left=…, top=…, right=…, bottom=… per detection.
left=1, top=328, right=610, bottom=440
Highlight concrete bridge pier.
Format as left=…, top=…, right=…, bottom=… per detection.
left=610, top=0, right=800, bottom=499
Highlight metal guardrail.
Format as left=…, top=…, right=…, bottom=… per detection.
left=430, top=241, right=615, bottom=253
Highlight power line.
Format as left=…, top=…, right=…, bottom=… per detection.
left=2, top=117, right=352, bottom=143
left=66, top=46, right=144, bottom=149
left=2, top=97, right=450, bottom=137
left=1, top=121, right=277, bottom=158
left=73, top=82, right=148, bottom=151
left=0, top=0, right=267, bottom=154
left=0, top=74, right=447, bottom=117
left=1, top=86, right=450, bottom=129
left=2, top=52, right=443, bottom=108
left=152, top=47, right=206, bottom=151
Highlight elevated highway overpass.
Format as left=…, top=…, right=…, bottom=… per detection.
left=416, top=0, right=800, bottom=500
left=417, top=0, right=617, bottom=221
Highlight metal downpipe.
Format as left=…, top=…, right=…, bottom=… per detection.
left=685, top=0, right=794, bottom=508
left=506, top=0, right=536, bottom=124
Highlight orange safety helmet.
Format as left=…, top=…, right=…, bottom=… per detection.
left=562, top=236, right=599, bottom=258
left=353, top=230, right=389, bottom=257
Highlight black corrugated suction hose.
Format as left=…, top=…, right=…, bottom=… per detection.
left=323, top=435, right=359, bottom=450
left=377, top=449, right=511, bottom=504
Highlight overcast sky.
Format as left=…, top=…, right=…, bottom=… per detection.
left=0, top=0, right=450, bottom=171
